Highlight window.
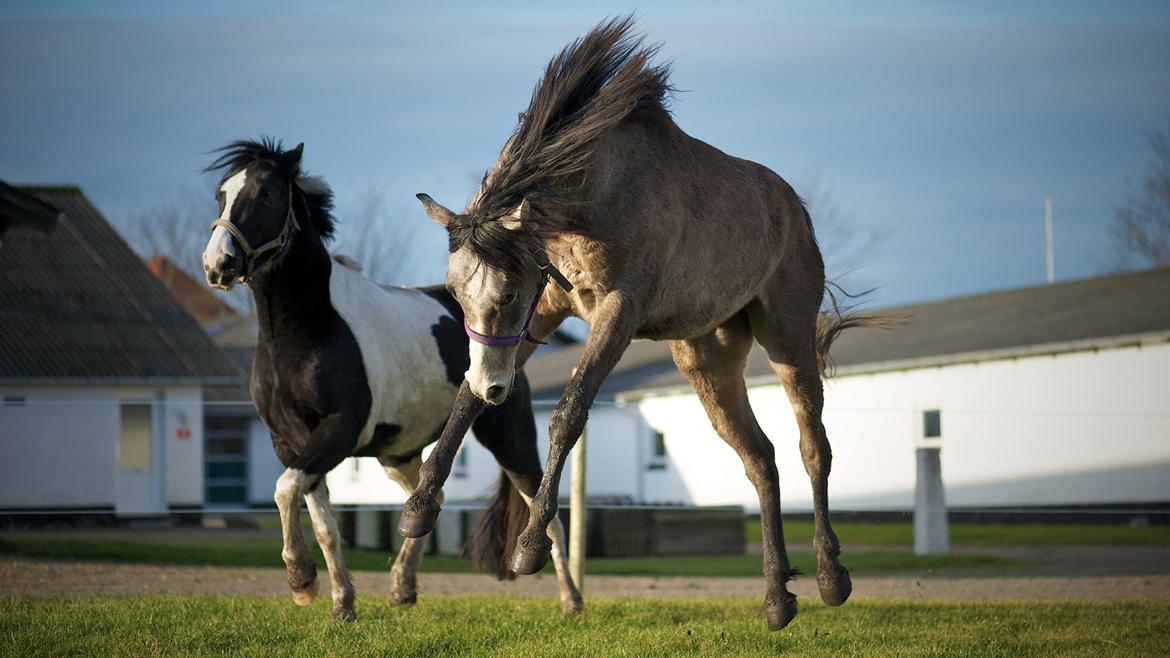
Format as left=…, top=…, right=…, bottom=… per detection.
left=647, top=430, right=667, bottom=470
left=923, top=409, right=942, bottom=439
left=119, top=402, right=153, bottom=470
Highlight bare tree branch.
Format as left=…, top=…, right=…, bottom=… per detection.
left=1111, top=117, right=1170, bottom=268
left=798, top=174, right=888, bottom=293
left=116, top=185, right=254, bottom=313
left=330, top=187, right=421, bottom=285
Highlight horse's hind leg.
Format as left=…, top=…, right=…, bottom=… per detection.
left=748, top=277, right=852, bottom=607
left=379, top=454, right=436, bottom=606
left=669, top=312, right=798, bottom=631
left=304, top=480, right=356, bottom=621
left=274, top=468, right=318, bottom=606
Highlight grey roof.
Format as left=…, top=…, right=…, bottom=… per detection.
left=0, top=184, right=242, bottom=384
left=526, top=268, right=1170, bottom=400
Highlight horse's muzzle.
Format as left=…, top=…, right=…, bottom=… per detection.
left=204, top=253, right=241, bottom=290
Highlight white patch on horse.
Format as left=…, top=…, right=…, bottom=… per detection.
left=204, top=168, right=248, bottom=266
left=327, top=263, right=460, bottom=457
left=219, top=168, right=248, bottom=223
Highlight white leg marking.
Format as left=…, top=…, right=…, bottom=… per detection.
left=305, top=481, right=355, bottom=619
left=274, top=468, right=317, bottom=605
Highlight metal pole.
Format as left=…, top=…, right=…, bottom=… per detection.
left=569, top=425, right=586, bottom=593
left=1044, top=196, right=1055, bottom=285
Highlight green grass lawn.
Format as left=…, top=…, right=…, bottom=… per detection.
left=0, top=536, right=1019, bottom=577
left=1, top=596, right=1166, bottom=657
left=746, top=519, right=1170, bottom=547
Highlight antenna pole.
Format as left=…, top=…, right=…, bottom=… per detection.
left=1044, top=196, right=1055, bottom=285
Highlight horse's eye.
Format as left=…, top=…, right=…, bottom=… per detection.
left=501, top=290, right=517, bottom=305
left=259, top=188, right=271, bottom=199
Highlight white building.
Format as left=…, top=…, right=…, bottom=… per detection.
left=407, top=269, right=1169, bottom=514
left=0, top=183, right=241, bottom=516
left=329, top=269, right=1170, bottom=514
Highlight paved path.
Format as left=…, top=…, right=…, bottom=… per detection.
left=3, top=558, right=1168, bottom=602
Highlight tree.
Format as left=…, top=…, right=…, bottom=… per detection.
left=1111, top=119, right=1170, bottom=268
left=330, top=188, right=421, bottom=285
left=117, top=183, right=423, bottom=313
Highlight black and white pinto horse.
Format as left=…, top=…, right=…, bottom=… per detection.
left=200, top=139, right=582, bottom=621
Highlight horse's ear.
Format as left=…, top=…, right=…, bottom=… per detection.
left=284, top=143, right=304, bottom=171
left=416, top=193, right=455, bottom=228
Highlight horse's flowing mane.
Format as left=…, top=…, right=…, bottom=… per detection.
left=449, top=16, right=673, bottom=277
left=205, top=137, right=337, bottom=242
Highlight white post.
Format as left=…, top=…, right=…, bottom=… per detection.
left=1044, top=196, right=1055, bottom=285
left=913, top=447, right=950, bottom=555
left=569, top=425, right=586, bottom=593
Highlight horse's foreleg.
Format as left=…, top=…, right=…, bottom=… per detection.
left=399, top=381, right=484, bottom=538
left=274, top=467, right=317, bottom=606
left=381, top=455, right=439, bottom=605
left=510, top=295, right=636, bottom=575
left=304, top=480, right=356, bottom=621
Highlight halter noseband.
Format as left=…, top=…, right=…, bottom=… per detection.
left=464, top=251, right=574, bottom=347
left=208, top=180, right=300, bottom=283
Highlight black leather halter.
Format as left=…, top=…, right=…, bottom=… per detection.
left=208, top=180, right=300, bottom=283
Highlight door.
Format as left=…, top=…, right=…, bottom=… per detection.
left=204, top=415, right=249, bottom=507
left=115, top=396, right=166, bottom=516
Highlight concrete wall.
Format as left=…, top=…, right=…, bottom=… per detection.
left=633, top=342, right=1170, bottom=511
left=0, top=385, right=205, bottom=509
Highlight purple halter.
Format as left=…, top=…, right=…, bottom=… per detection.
left=463, top=253, right=574, bottom=348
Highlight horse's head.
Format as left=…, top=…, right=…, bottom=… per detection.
left=417, top=193, right=569, bottom=405
left=202, top=140, right=332, bottom=289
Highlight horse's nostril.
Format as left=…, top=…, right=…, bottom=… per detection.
left=485, top=385, right=506, bottom=402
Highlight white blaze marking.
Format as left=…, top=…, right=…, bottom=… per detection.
left=202, top=168, right=248, bottom=269
left=218, top=168, right=248, bottom=223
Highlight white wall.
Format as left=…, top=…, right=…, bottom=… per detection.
left=162, top=387, right=203, bottom=506
left=633, top=342, right=1170, bottom=512
left=0, top=385, right=206, bottom=509
left=0, top=386, right=118, bottom=508
left=247, top=418, right=286, bottom=506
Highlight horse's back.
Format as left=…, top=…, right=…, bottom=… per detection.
left=327, top=266, right=465, bottom=458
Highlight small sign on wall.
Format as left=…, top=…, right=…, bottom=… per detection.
left=175, top=410, right=192, bottom=441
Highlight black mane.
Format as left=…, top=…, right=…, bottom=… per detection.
left=450, top=16, right=673, bottom=279
left=206, top=137, right=337, bottom=242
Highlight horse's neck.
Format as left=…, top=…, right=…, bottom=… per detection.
left=250, top=230, right=334, bottom=351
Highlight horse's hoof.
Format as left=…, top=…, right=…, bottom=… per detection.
left=509, top=538, right=551, bottom=575
left=291, top=578, right=318, bottom=606
left=389, top=587, right=418, bottom=606
left=399, top=497, right=440, bottom=538
left=332, top=606, right=357, bottom=622
left=561, top=593, right=584, bottom=615
left=817, top=563, right=852, bottom=607
left=765, top=595, right=799, bottom=632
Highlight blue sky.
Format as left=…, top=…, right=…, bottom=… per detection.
left=2, top=1, right=1168, bottom=308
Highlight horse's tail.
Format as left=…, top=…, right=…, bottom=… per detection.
left=462, top=472, right=528, bottom=581
left=816, top=281, right=899, bottom=380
